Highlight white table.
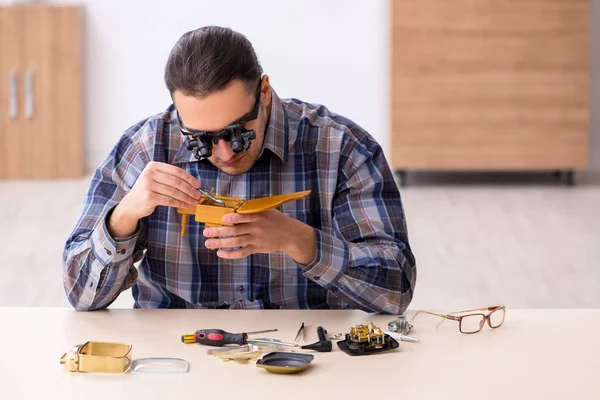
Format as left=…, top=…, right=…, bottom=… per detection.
left=0, top=307, right=597, bottom=399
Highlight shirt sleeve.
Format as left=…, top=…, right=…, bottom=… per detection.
left=302, top=135, right=417, bottom=314
left=62, top=130, right=150, bottom=311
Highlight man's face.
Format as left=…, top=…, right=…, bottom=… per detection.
left=174, top=77, right=271, bottom=176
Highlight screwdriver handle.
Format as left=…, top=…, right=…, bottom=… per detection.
left=316, top=326, right=328, bottom=342
left=194, top=329, right=248, bottom=346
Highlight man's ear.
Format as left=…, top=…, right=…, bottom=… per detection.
left=260, top=75, right=272, bottom=104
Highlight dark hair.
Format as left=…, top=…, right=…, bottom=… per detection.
left=165, top=26, right=263, bottom=97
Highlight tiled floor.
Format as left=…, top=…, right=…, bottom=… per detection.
left=1, top=172, right=599, bottom=310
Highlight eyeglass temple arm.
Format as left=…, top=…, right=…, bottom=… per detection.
left=411, top=310, right=458, bottom=322
left=447, top=305, right=504, bottom=315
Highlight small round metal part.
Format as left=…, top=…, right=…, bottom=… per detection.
left=388, top=316, right=413, bottom=334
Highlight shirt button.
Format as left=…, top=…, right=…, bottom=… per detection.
left=105, top=248, right=112, bottom=255
left=238, top=286, right=245, bottom=293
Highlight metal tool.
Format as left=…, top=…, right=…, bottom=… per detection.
left=295, top=322, right=305, bottom=342
left=206, top=345, right=251, bottom=355
left=301, top=326, right=332, bottom=352
left=246, top=329, right=278, bottom=335
left=384, top=331, right=420, bottom=343
left=247, top=338, right=300, bottom=348
left=181, top=328, right=278, bottom=346
left=198, top=187, right=226, bottom=207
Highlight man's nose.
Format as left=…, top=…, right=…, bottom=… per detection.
left=213, top=139, right=236, bottom=161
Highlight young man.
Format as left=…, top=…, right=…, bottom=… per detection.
left=63, top=26, right=416, bottom=313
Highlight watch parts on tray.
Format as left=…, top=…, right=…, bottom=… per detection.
left=337, top=322, right=399, bottom=356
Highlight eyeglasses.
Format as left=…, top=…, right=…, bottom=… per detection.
left=177, top=79, right=262, bottom=144
left=177, top=79, right=261, bottom=159
left=411, top=305, right=506, bottom=334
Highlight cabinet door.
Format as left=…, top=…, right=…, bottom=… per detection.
left=391, top=0, right=589, bottom=170
left=52, top=6, right=83, bottom=178
left=21, top=5, right=83, bottom=178
left=0, top=6, right=25, bottom=179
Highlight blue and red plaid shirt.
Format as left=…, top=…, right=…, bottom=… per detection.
left=63, top=91, right=416, bottom=313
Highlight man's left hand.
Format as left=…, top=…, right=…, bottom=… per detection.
left=202, top=209, right=316, bottom=265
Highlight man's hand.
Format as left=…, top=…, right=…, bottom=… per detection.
left=108, top=161, right=201, bottom=238
left=202, top=209, right=316, bottom=265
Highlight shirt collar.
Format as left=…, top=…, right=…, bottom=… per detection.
left=261, top=90, right=291, bottom=163
left=171, top=89, right=291, bottom=165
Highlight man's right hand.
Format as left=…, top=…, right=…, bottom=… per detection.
left=107, top=161, right=201, bottom=238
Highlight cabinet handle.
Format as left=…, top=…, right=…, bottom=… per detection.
left=25, top=70, right=34, bottom=119
left=9, top=71, right=18, bottom=119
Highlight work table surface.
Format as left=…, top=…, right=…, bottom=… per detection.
left=0, top=307, right=597, bottom=399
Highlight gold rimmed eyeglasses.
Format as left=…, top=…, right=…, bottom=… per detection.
left=411, top=305, right=506, bottom=334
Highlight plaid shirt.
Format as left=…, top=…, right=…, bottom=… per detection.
left=63, top=91, right=416, bottom=313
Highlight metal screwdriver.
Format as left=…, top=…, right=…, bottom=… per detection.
left=181, top=328, right=278, bottom=346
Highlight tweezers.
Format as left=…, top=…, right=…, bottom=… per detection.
left=295, top=322, right=305, bottom=342
left=198, top=187, right=226, bottom=207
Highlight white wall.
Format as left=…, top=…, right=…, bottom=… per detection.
left=9, top=0, right=598, bottom=172
left=31, top=0, right=389, bottom=171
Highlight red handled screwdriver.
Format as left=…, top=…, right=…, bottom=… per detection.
left=181, top=328, right=277, bottom=346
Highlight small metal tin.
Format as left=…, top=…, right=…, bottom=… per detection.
left=60, top=341, right=132, bottom=373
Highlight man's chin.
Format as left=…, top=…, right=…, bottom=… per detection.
left=214, top=159, right=253, bottom=176
left=218, top=166, right=247, bottom=176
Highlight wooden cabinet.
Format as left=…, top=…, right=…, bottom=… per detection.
left=0, top=5, right=83, bottom=179
left=391, top=0, right=589, bottom=177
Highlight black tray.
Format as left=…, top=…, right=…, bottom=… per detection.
left=256, top=352, right=314, bottom=374
left=337, top=334, right=399, bottom=356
